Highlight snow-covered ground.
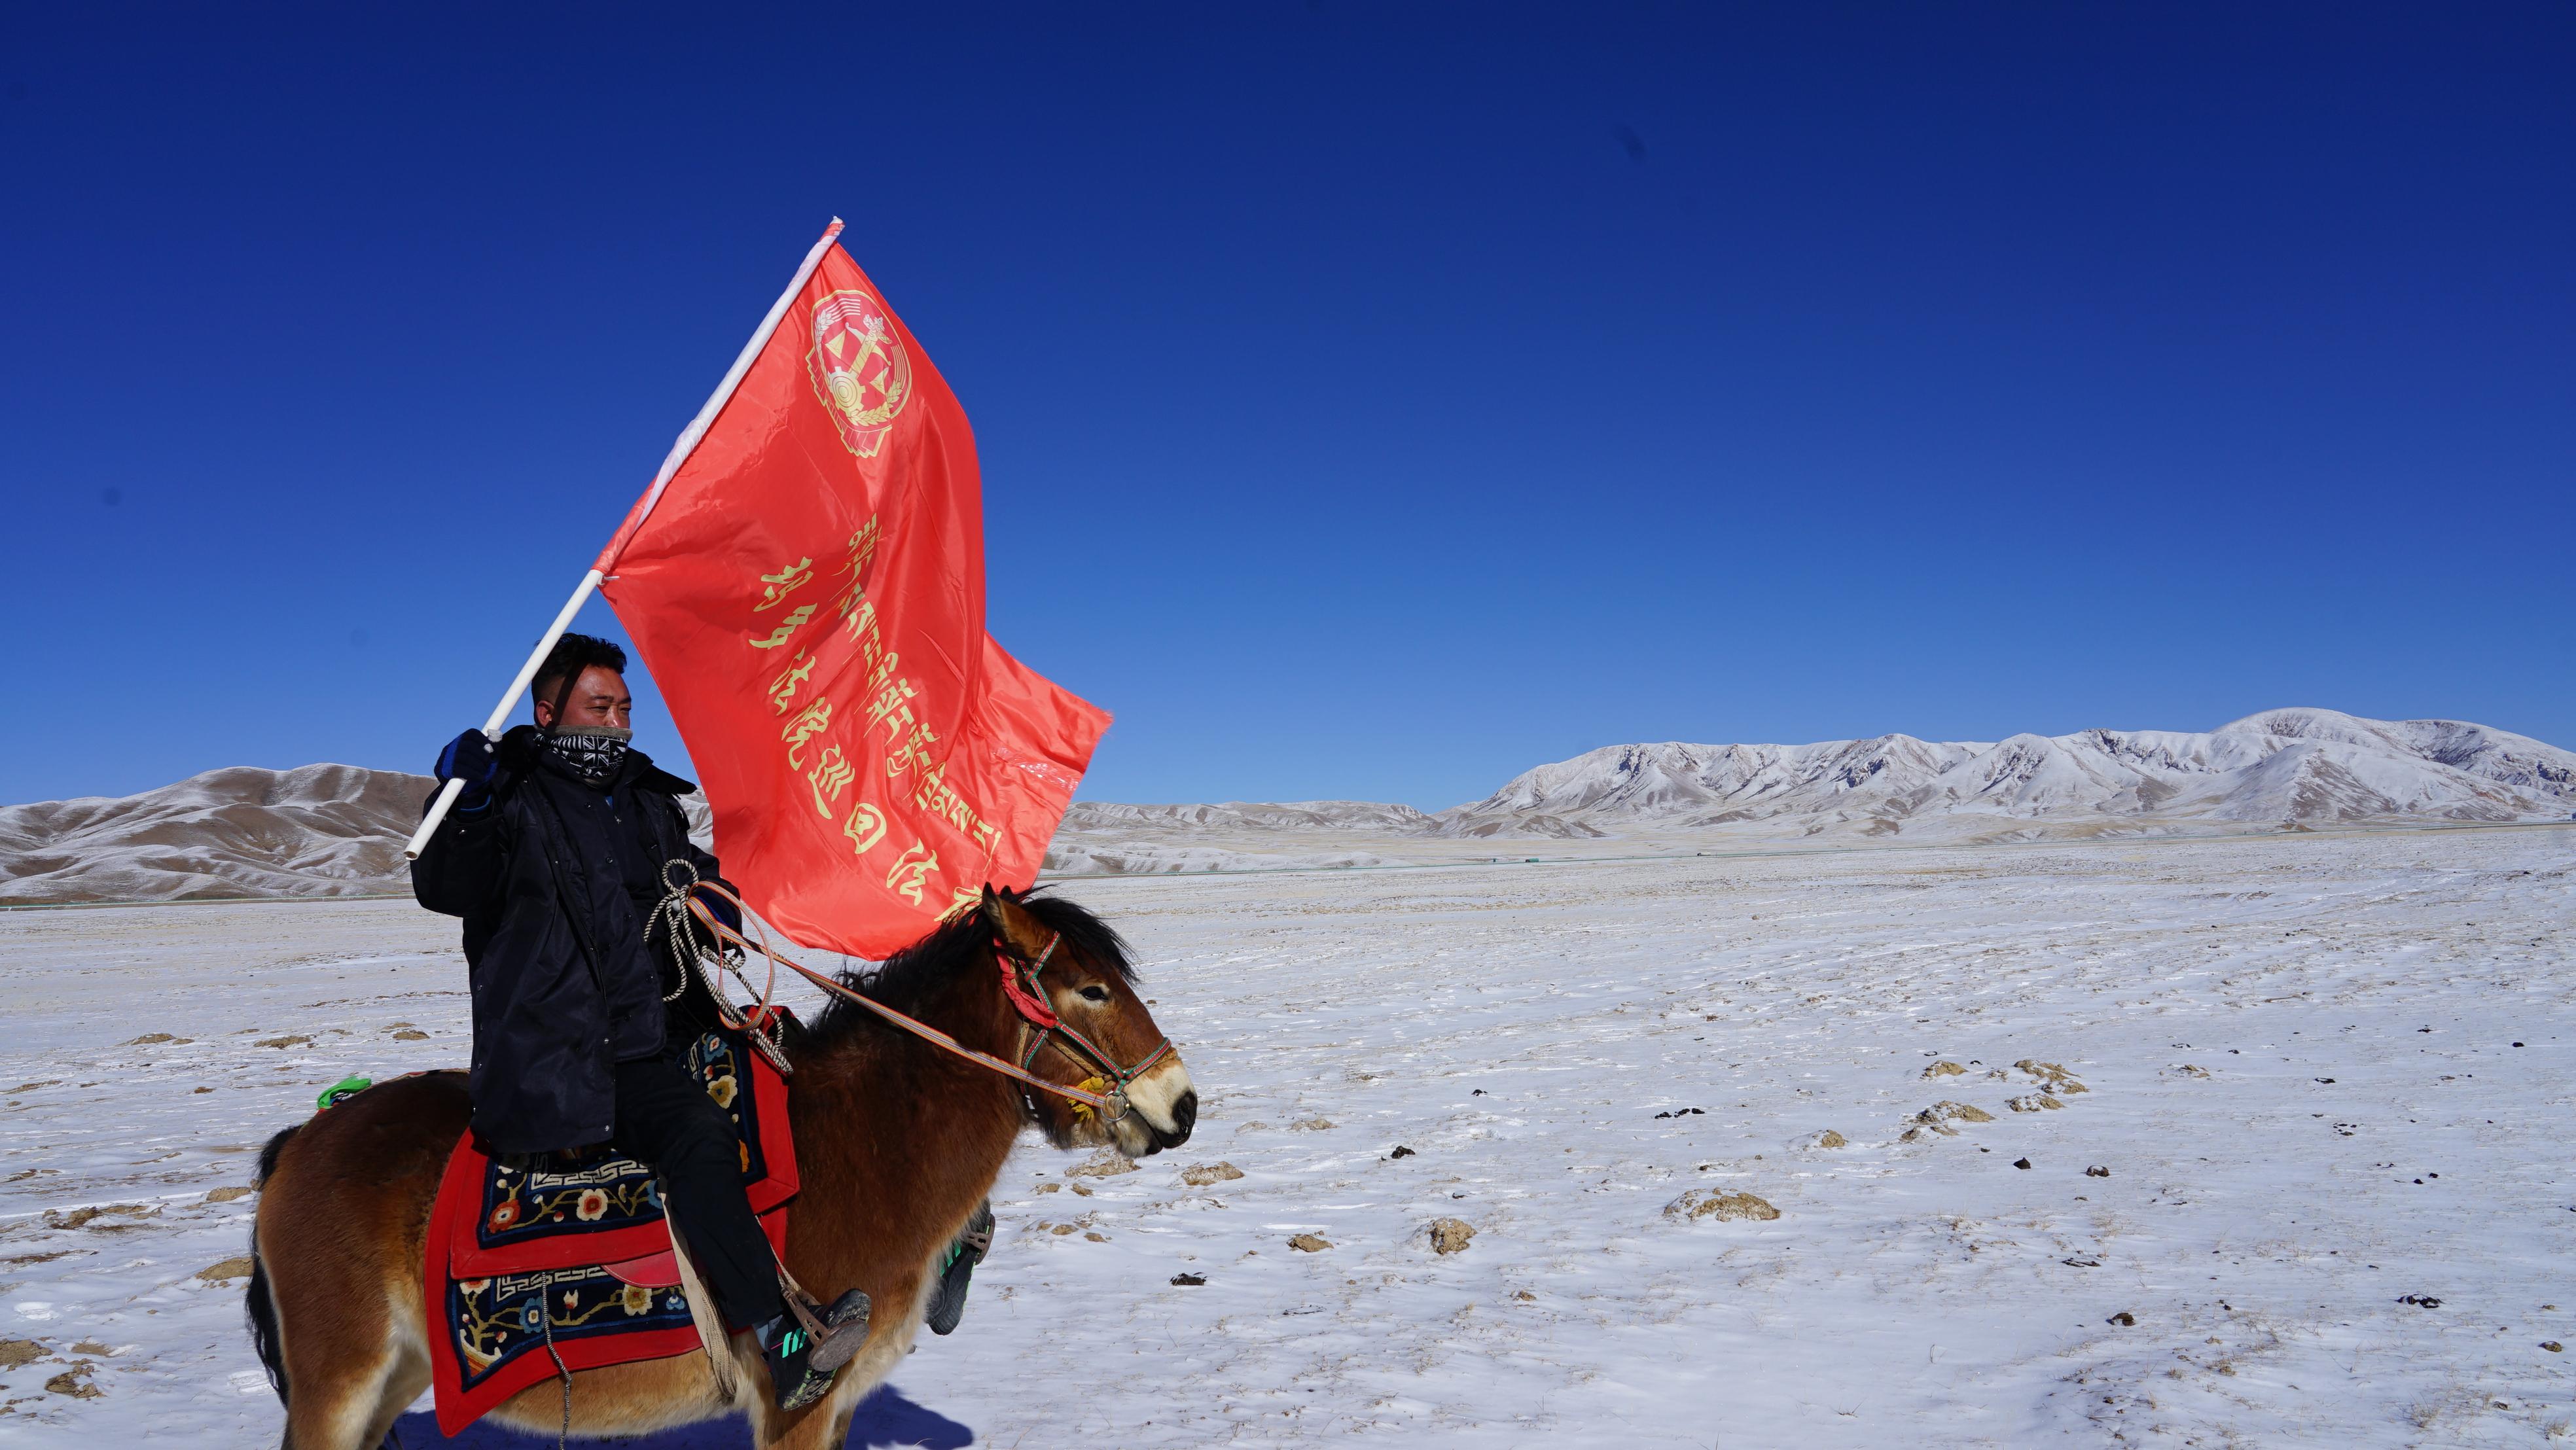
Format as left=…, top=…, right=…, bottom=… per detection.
left=0, top=824, right=2569, bottom=1446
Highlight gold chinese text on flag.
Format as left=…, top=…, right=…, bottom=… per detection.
left=594, top=222, right=1109, bottom=958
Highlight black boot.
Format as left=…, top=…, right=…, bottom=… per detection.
left=757, top=1288, right=870, bottom=1411
left=923, top=1200, right=994, bottom=1336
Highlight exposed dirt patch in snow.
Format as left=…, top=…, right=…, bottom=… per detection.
left=1665, top=1189, right=1782, bottom=1222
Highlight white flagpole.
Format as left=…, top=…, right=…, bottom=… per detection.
left=404, top=217, right=848, bottom=862
left=404, top=568, right=605, bottom=859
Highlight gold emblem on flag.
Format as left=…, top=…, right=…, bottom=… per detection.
left=806, top=289, right=913, bottom=459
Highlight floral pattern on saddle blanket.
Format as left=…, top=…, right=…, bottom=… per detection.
left=438, top=1027, right=800, bottom=1279
left=452, top=1267, right=698, bottom=1386
left=423, top=1026, right=800, bottom=1436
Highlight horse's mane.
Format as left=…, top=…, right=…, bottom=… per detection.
left=800, top=890, right=1139, bottom=1052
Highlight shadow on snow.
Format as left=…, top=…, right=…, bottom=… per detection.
left=389, top=1383, right=972, bottom=1449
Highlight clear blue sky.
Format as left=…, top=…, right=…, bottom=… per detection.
left=5, top=5, right=2571, bottom=811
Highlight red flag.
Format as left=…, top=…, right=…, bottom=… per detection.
left=595, top=221, right=1108, bottom=958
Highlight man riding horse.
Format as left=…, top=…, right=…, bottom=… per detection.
left=411, top=633, right=984, bottom=1411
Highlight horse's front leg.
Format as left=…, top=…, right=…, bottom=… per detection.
left=746, top=1388, right=840, bottom=1450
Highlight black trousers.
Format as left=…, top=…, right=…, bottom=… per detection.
left=610, top=1053, right=780, bottom=1332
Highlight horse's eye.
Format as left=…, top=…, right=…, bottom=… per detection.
left=1077, top=985, right=1113, bottom=1004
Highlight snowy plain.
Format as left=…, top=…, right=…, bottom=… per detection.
left=0, top=824, right=2569, bottom=1447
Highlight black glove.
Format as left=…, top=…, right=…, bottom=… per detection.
left=435, top=729, right=499, bottom=804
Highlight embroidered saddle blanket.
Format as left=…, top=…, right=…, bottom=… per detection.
left=423, top=1026, right=799, bottom=1434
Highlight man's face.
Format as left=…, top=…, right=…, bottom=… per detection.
left=535, top=667, right=633, bottom=730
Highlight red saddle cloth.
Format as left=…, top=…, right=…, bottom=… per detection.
left=423, top=1027, right=798, bottom=1435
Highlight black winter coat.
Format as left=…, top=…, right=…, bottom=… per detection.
left=410, top=725, right=731, bottom=1154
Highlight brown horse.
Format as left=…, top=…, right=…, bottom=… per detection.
left=244, top=887, right=1194, bottom=1449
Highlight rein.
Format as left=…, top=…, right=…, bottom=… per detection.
left=672, top=881, right=1169, bottom=1121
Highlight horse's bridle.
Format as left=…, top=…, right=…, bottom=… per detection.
left=995, top=931, right=1175, bottom=1125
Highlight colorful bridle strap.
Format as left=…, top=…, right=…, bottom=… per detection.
left=999, top=932, right=1177, bottom=1122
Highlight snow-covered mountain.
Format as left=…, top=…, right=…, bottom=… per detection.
left=0, top=764, right=437, bottom=904
left=0, top=765, right=717, bottom=905
left=1062, top=801, right=1442, bottom=834
left=1437, top=708, right=2576, bottom=839
left=4, top=709, right=2567, bottom=902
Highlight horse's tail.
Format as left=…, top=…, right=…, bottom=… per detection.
left=243, top=1123, right=301, bottom=1412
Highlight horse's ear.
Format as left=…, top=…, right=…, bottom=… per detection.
left=981, top=883, right=1050, bottom=958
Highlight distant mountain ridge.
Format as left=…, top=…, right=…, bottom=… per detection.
left=3, top=709, right=2568, bottom=902
left=0, top=765, right=715, bottom=905
left=0, top=764, right=436, bottom=904
left=1441, top=709, right=2576, bottom=838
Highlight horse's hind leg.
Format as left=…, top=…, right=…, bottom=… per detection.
left=255, top=1075, right=459, bottom=1450
left=264, top=1206, right=422, bottom=1450
left=270, top=1311, right=403, bottom=1449
left=281, top=1346, right=412, bottom=1450
left=362, top=1331, right=433, bottom=1449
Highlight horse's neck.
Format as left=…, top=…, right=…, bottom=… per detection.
left=787, top=971, right=1025, bottom=1268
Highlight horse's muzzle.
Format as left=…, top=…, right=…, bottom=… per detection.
left=1162, top=1088, right=1198, bottom=1148
left=1134, top=1088, right=1198, bottom=1155
left=1122, top=1063, right=1197, bottom=1155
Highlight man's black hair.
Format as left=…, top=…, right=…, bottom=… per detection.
left=532, top=633, right=629, bottom=712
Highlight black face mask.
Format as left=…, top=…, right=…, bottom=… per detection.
left=543, top=725, right=632, bottom=787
